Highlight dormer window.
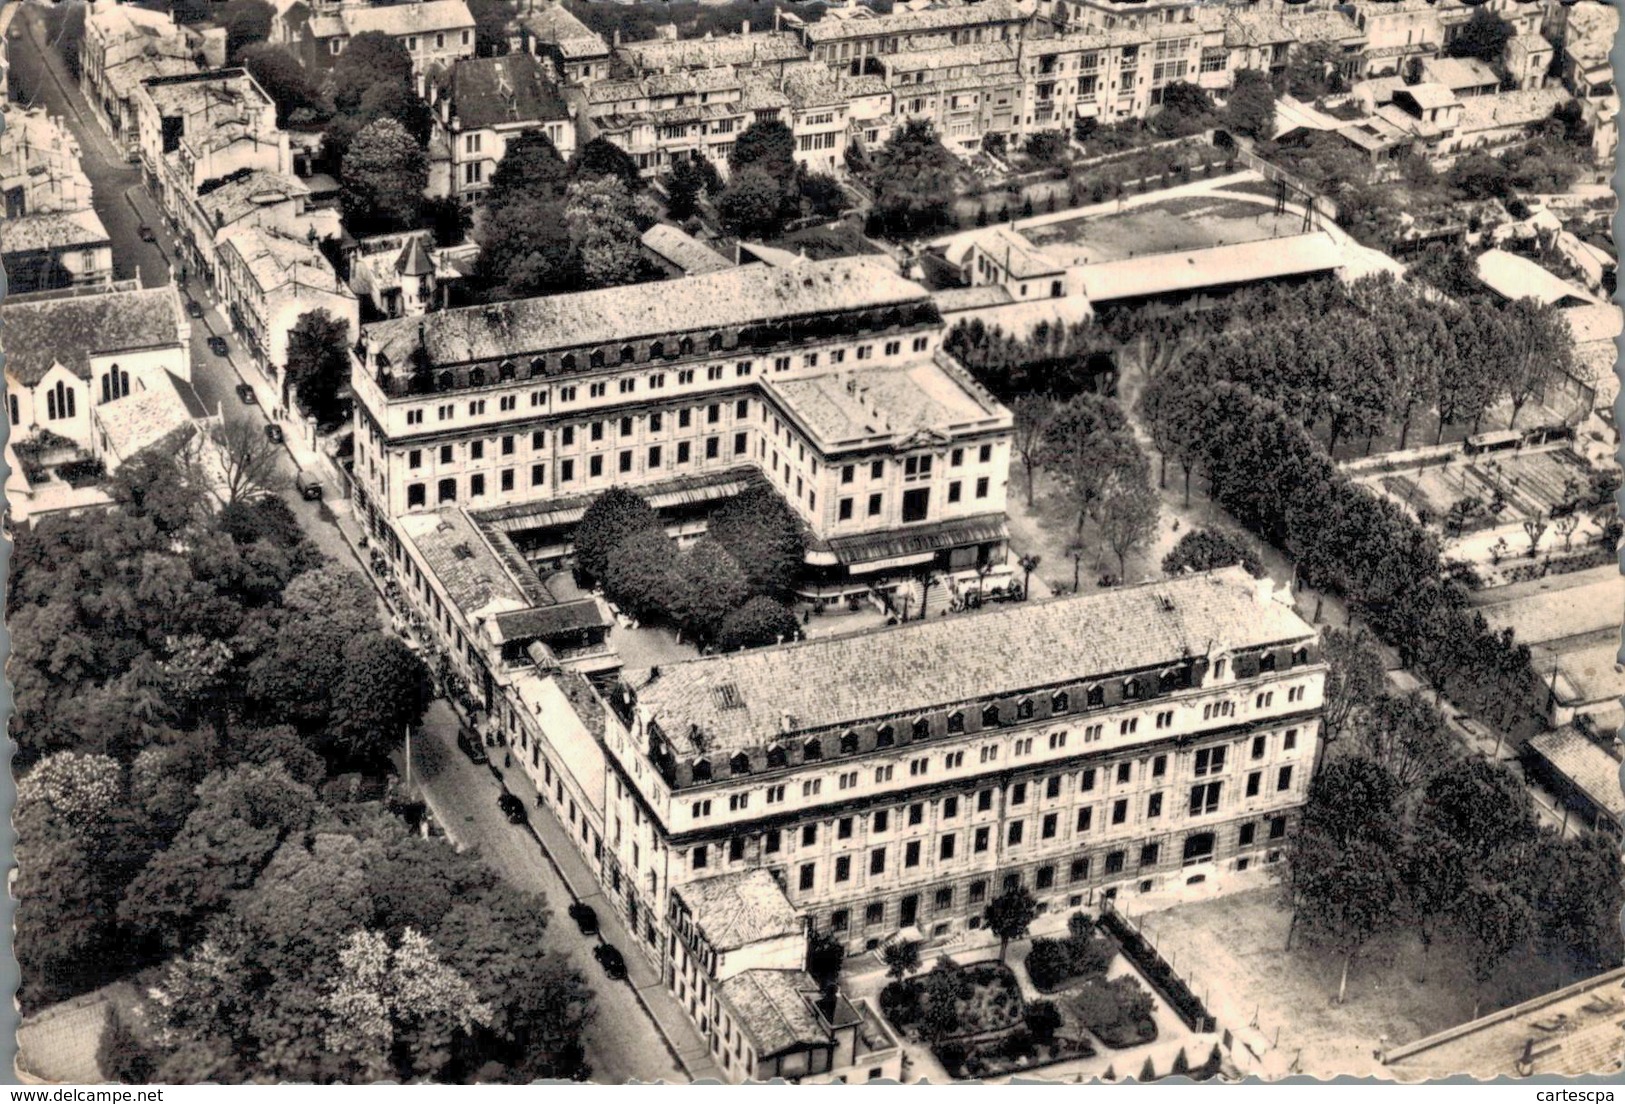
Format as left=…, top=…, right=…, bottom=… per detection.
left=561, top=353, right=577, bottom=372
left=947, top=710, right=965, bottom=734
left=876, top=724, right=895, bottom=748
left=1051, top=691, right=1070, bottom=713
left=1017, top=698, right=1035, bottom=720
left=767, top=746, right=788, bottom=769
left=1291, top=648, right=1309, bottom=668
left=649, top=341, right=665, bottom=360
left=692, top=759, right=712, bottom=782
left=469, top=366, right=486, bottom=387
left=803, top=738, right=822, bottom=761
left=530, top=357, right=546, bottom=376
left=679, top=337, right=695, bottom=356
left=1087, top=685, right=1105, bottom=708
left=1123, top=678, right=1142, bottom=701
left=620, top=345, right=636, bottom=364
left=982, top=704, right=1001, bottom=727
left=1259, top=653, right=1277, bottom=673
left=708, top=332, right=724, bottom=351
left=912, top=717, right=931, bottom=740
left=437, top=371, right=454, bottom=391
left=840, top=730, right=860, bottom=755
left=590, top=349, right=606, bottom=369
left=499, top=360, right=516, bottom=381
left=730, top=752, right=751, bottom=775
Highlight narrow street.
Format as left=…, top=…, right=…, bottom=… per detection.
left=9, top=4, right=699, bottom=1080
left=403, top=701, right=703, bottom=1084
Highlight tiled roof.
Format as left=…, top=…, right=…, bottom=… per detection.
left=140, top=70, right=272, bottom=124
left=337, top=0, right=474, bottom=37
left=447, top=53, right=569, bottom=129
left=1529, top=726, right=1625, bottom=823
left=102, top=51, right=199, bottom=99
left=719, top=970, right=828, bottom=1058
left=640, top=223, right=734, bottom=276
left=618, top=30, right=806, bottom=72
left=1286, top=9, right=1364, bottom=45
left=397, top=508, right=531, bottom=620
left=1224, top=12, right=1294, bottom=48
left=677, top=870, right=802, bottom=953
left=1397, top=82, right=1458, bottom=111
left=1474, top=249, right=1601, bottom=308
left=490, top=599, right=609, bottom=644
left=520, top=1, right=608, bottom=58
left=887, top=38, right=1017, bottom=71
left=1, top=286, right=183, bottom=386
left=637, top=567, right=1316, bottom=754
left=1, top=208, right=109, bottom=254
left=1562, top=303, right=1623, bottom=345
left=193, top=169, right=310, bottom=230
left=1456, top=86, right=1573, bottom=135
left=767, top=360, right=1006, bottom=449
left=364, top=258, right=931, bottom=367
left=805, top=0, right=1022, bottom=43
left=221, top=226, right=349, bottom=297
left=780, top=63, right=859, bottom=109
left=95, top=372, right=204, bottom=462
left=1421, top=56, right=1500, bottom=91
left=1533, top=635, right=1625, bottom=708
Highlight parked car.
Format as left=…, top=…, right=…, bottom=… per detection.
left=185, top=298, right=204, bottom=319
left=236, top=383, right=257, bottom=404
left=208, top=336, right=230, bottom=357
left=498, top=792, right=528, bottom=824
left=593, top=943, right=627, bottom=981
left=568, top=902, right=600, bottom=937
left=294, top=470, right=323, bottom=500
left=264, top=423, right=284, bottom=444
left=138, top=225, right=156, bottom=242
left=456, top=726, right=487, bottom=764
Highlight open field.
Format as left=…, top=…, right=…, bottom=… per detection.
left=1023, top=195, right=1306, bottom=262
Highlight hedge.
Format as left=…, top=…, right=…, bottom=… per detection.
left=1097, top=909, right=1214, bottom=1033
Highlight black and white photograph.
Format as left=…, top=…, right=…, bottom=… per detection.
left=2, top=0, right=1623, bottom=1088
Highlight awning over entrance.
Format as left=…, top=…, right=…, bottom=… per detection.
left=818, top=515, right=1009, bottom=570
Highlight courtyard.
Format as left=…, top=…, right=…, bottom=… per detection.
left=1022, top=195, right=1309, bottom=263
left=1131, top=887, right=1591, bottom=1079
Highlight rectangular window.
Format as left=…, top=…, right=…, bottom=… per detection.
left=1011, top=782, right=1027, bottom=806
left=1111, top=799, right=1127, bottom=825
left=867, top=493, right=883, bottom=517
left=799, top=863, right=815, bottom=891
left=1139, top=843, right=1159, bottom=868
left=617, top=451, right=632, bottom=473
left=974, top=826, right=990, bottom=853
left=902, top=487, right=930, bottom=523
left=835, top=856, right=851, bottom=882
left=802, top=824, right=817, bottom=847
left=734, top=432, right=747, bottom=456
left=1080, top=768, right=1096, bottom=792
left=1252, top=734, right=1266, bottom=759
left=1239, top=822, right=1256, bottom=847
left=500, top=469, right=514, bottom=492
left=1041, top=813, right=1058, bottom=839
left=1105, top=851, right=1125, bottom=875
left=560, top=459, right=575, bottom=482
left=870, top=848, right=886, bottom=875
left=975, top=477, right=990, bottom=498
left=1008, top=820, right=1024, bottom=846
left=874, top=809, right=889, bottom=832
left=905, top=841, right=921, bottom=868
left=1070, top=857, right=1090, bottom=882
left=1246, top=771, right=1261, bottom=798
left=838, top=816, right=853, bottom=839
left=1189, top=781, right=1222, bottom=816
left=693, top=845, right=708, bottom=869
left=978, top=789, right=993, bottom=812
left=1147, top=792, right=1162, bottom=818
left=1194, top=746, right=1227, bottom=776
left=1077, top=807, right=1093, bottom=832
left=1277, top=766, right=1293, bottom=792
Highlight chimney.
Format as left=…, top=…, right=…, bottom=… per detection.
left=742, top=19, right=749, bottom=35
left=780, top=711, right=797, bottom=733
left=613, top=28, right=621, bottom=46
left=1253, top=577, right=1276, bottom=607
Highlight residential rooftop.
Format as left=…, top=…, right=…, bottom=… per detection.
left=640, top=223, right=735, bottom=276
left=221, top=226, right=349, bottom=297
left=617, top=29, right=807, bottom=72
left=1456, top=86, right=1573, bottom=135
left=1, top=286, right=184, bottom=387
left=443, top=53, right=569, bottom=129
left=363, top=257, right=934, bottom=370
left=1475, top=249, right=1601, bottom=308
left=719, top=971, right=830, bottom=1059
left=519, top=0, right=609, bottom=58
left=676, top=869, right=804, bottom=954
left=1477, top=577, right=1624, bottom=646
left=804, top=0, right=1022, bottom=43
left=1, top=208, right=110, bottom=254
left=140, top=68, right=273, bottom=124
left=1528, top=726, right=1625, bottom=825
left=636, top=567, right=1317, bottom=756
left=1420, top=56, right=1500, bottom=91
left=766, top=359, right=1006, bottom=450
left=96, top=371, right=209, bottom=462
left=314, top=0, right=475, bottom=39
left=193, top=169, right=311, bottom=230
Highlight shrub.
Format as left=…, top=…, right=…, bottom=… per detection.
left=1024, top=1000, right=1062, bottom=1046
left=1024, top=939, right=1077, bottom=991
left=935, top=1040, right=969, bottom=1071
left=879, top=980, right=921, bottom=1026
left=97, top=1006, right=155, bottom=1084
left=1000, top=1028, right=1035, bottom=1061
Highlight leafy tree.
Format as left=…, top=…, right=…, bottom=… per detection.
left=867, top=120, right=959, bottom=239
left=98, top=1006, right=157, bottom=1084
left=487, top=130, right=570, bottom=210
left=468, top=0, right=515, bottom=56
left=1010, top=393, right=1054, bottom=507
left=718, top=165, right=791, bottom=239
left=109, top=447, right=211, bottom=537
left=574, top=487, right=660, bottom=582
left=1025, top=999, right=1062, bottom=1046
left=800, top=172, right=846, bottom=219
left=717, top=596, right=801, bottom=651
left=475, top=187, right=579, bottom=298
left=882, top=939, right=920, bottom=982
left=670, top=538, right=753, bottom=642
left=341, top=118, right=428, bottom=233
left=1286, top=757, right=1406, bottom=1002
left=329, top=31, right=415, bottom=115
left=1318, top=627, right=1386, bottom=759
left=1037, top=394, right=1139, bottom=540
left=708, top=484, right=806, bottom=598
left=285, top=308, right=354, bottom=426
left=1162, top=527, right=1263, bottom=579
left=665, top=155, right=720, bottom=220
left=1025, top=130, right=1069, bottom=167
left=729, top=119, right=798, bottom=192
left=806, top=929, right=846, bottom=995
left=1354, top=691, right=1455, bottom=794
left=1415, top=758, right=1538, bottom=866
left=565, top=175, right=646, bottom=288
left=1531, top=831, right=1625, bottom=972
left=601, top=525, right=679, bottom=621
left=334, top=634, right=431, bottom=765
left=569, top=136, right=642, bottom=194
left=240, top=43, right=327, bottom=126
left=1224, top=69, right=1275, bottom=142
left=1459, top=877, right=1535, bottom=1018
left=1446, top=7, right=1515, bottom=64
left=983, top=885, right=1039, bottom=962
left=1153, top=81, right=1215, bottom=136
left=118, top=761, right=318, bottom=952
left=1496, top=297, right=1574, bottom=429
left=220, top=0, right=274, bottom=59
left=1097, top=452, right=1160, bottom=579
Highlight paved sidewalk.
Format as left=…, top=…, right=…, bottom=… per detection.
left=480, top=744, right=725, bottom=1082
